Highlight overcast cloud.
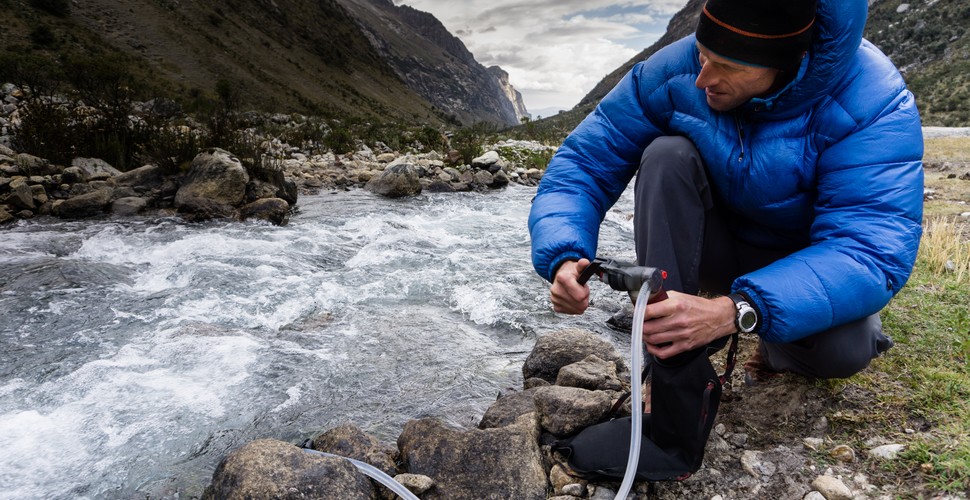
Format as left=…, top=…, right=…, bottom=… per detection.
left=392, top=0, right=689, bottom=117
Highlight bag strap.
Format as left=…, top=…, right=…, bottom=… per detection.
left=718, top=333, right=740, bottom=385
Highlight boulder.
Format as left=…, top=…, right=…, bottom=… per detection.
left=60, top=166, right=84, bottom=184
left=365, top=163, right=421, bottom=198
left=246, top=160, right=298, bottom=205
left=29, top=185, right=48, bottom=210
left=471, top=151, right=501, bottom=169
left=490, top=169, right=509, bottom=188
left=474, top=170, right=494, bottom=186
left=111, top=197, right=149, bottom=216
left=237, top=198, right=289, bottom=225
left=17, top=153, right=61, bottom=176
left=556, top=354, right=624, bottom=392
left=310, top=425, right=397, bottom=479
left=72, top=157, right=121, bottom=180
left=6, top=177, right=35, bottom=210
left=522, top=329, right=626, bottom=383
left=442, top=167, right=461, bottom=181
left=175, top=148, right=249, bottom=209
left=0, top=207, right=13, bottom=224
left=52, top=187, right=113, bottom=219
left=425, top=180, right=457, bottom=193
left=533, top=386, right=612, bottom=436
left=479, top=387, right=539, bottom=429
left=204, top=439, right=375, bottom=500
left=176, top=196, right=234, bottom=221
left=111, top=164, right=165, bottom=191
left=398, top=413, right=547, bottom=500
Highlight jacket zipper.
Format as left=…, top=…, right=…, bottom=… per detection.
left=734, top=115, right=746, bottom=162
left=731, top=114, right=748, bottom=199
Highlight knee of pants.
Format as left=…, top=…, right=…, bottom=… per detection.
left=765, top=315, right=887, bottom=379
left=812, top=350, right=877, bottom=379
left=639, top=136, right=703, bottom=182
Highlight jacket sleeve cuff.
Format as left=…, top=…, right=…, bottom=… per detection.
left=546, top=252, right=584, bottom=283
left=733, top=287, right=770, bottom=337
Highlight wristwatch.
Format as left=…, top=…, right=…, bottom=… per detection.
left=728, top=293, right=759, bottom=333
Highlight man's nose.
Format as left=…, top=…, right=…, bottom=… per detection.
left=695, top=64, right=717, bottom=89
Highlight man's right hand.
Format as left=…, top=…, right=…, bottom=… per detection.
left=550, top=258, right=591, bottom=314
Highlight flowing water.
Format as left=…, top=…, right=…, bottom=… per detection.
left=0, top=184, right=638, bottom=499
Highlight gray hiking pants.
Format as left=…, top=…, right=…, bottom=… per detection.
left=633, top=136, right=893, bottom=379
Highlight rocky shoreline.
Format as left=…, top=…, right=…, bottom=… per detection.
left=0, top=136, right=553, bottom=228
left=0, top=82, right=554, bottom=227
left=202, top=329, right=917, bottom=500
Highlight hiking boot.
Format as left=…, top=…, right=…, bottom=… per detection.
left=743, top=348, right=786, bottom=386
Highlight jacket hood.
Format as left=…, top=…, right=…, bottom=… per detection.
left=742, top=0, right=868, bottom=119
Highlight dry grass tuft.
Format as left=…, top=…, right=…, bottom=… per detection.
left=923, top=136, right=970, bottom=162
left=919, top=216, right=970, bottom=283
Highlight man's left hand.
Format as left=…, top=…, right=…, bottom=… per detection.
left=641, top=292, right=738, bottom=358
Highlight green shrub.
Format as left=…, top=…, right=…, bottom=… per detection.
left=13, top=100, right=76, bottom=166
left=139, top=124, right=206, bottom=175
left=64, top=53, right=142, bottom=169
left=205, top=79, right=240, bottom=149
left=0, top=52, right=63, bottom=98
left=324, top=125, right=355, bottom=154
left=29, top=25, right=56, bottom=46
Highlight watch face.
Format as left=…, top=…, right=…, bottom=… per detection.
left=739, top=309, right=757, bottom=331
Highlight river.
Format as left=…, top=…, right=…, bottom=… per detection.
left=0, top=184, right=639, bottom=499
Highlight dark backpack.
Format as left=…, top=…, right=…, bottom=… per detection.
left=554, top=334, right=738, bottom=482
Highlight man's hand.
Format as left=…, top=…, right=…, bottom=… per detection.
left=642, top=292, right=737, bottom=358
left=550, top=259, right=591, bottom=314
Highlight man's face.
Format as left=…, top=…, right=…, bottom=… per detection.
left=695, top=43, right=780, bottom=112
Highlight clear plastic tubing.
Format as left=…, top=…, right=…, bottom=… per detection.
left=614, top=281, right=650, bottom=500
left=302, top=448, right=420, bottom=500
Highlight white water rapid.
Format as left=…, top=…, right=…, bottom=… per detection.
left=0, top=185, right=637, bottom=498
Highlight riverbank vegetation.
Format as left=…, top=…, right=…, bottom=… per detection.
left=823, top=137, right=970, bottom=495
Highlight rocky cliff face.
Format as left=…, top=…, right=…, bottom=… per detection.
left=337, top=0, right=524, bottom=126
left=4, top=0, right=524, bottom=126
left=489, top=66, right=530, bottom=123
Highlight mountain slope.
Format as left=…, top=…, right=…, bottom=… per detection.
left=3, top=0, right=523, bottom=126
left=864, top=0, right=970, bottom=126
left=335, top=0, right=521, bottom=126
left=541, top=0, right=968, bottom=134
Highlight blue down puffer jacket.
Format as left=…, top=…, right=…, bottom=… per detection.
left=528, top=0, right=924, bottom=343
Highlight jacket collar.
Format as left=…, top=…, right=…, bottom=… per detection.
left=739, top=0, right=868, bottom=120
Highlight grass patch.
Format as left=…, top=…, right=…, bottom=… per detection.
left=871, top=260, right=970, bottom=494
left=920, top=217, right=970, bottom=282
left=924, top=137, right=970, bottom=163
left=819, top=136, right=970, bottom=495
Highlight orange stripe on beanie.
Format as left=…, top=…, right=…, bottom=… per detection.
left=696, top=0, right=816, bottom=69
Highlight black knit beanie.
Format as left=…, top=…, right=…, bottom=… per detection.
left=695, top=0, right=817, bottom=70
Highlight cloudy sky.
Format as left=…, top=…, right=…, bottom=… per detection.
left=392, top=0, right=689, bottom=117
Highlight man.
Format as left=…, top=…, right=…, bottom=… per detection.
left=529, top=0, right=924, bottom=382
